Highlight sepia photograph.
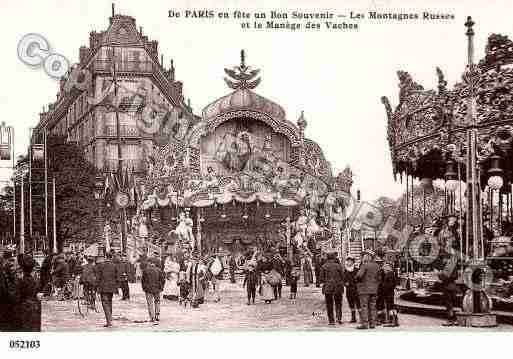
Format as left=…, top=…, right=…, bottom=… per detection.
left=1, top=1, right=512, bottom=355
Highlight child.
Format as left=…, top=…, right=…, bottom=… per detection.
left=382, top=262, right=399, bottom=327
left=243, top=262, right=259, bottom=305
left=177, top=269, right=189, bottom=306
left=289, top=268, right=300, bottom=299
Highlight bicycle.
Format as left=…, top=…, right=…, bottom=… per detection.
left=77, top=284, right=100, bottom=317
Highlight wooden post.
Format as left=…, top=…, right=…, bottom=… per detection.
left=20, top=175, right=25, bottom=254
left=196, top=211, right=202, bottom=256
left=286, top=216, right=292, bottom=262
left=52, top=177, right=57, bottom=254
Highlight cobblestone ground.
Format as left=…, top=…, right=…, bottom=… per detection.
left=42, top=281, right=512, bottom=331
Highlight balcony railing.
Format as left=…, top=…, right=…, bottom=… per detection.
left=104, top=159, right=146, bottom=173
left=92, top=60, right=155, bottom=74
left=102, top=125, right=140, bottom=137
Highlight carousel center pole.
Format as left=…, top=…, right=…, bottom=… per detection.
left=463, top=16, right=484, bottom=262
left=457, top=17, right=496, bottom=327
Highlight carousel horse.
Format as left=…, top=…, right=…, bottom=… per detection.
left=174, top=212, right=196, bottom=251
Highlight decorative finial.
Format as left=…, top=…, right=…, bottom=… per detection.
left=297, top=110, right=307, bottom=129
left=465, top=16, right=474, bottom=37
left=436, top=67, right=447, bottom=94
left=224, top=50, right=261, bottom=90
left=464, top=16, right=476, bottom=68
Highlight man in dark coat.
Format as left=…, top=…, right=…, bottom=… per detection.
left=228, top=255, right=237, bottom=283
left=344, top=256, right=360, bottom=323
left=438, top=251, right=459, bottom=326
left=356, top=250, right=382, bottom=329
left=142, top=257, right=164, bottom=323
left=271, top=254, right=284, bottom=299
left=39, top=252, right=53, bottom=296
left=0, top=250, right=18, bottom=331
left=52, top=254, right=69, bottom=292
left=117, top=255, right=131, bottom=300
left=320, top=251, right=345, bottom=325
left=95, top=252, right=119, bottom=327
left=16, top=254, right=41, bottom=332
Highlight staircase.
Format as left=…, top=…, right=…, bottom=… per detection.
left=348, top=240, right=363, bottom=265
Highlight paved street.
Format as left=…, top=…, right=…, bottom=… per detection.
left=42, top=281, right=513, bottom=331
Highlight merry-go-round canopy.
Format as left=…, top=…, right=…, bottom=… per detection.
left=136, top=50, right=354, bottom=218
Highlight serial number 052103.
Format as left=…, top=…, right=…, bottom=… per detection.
left=9, top=340, right=40, bottom=349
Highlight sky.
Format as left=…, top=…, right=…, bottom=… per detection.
left=1, top=0, right=513, bottom=201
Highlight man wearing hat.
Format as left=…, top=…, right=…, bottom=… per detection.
left=16, top=254, right=41, bottom=331
left=95, top=251, right=119, bottom=327
left=344, top=256, right=360, bottom=323
left=142, top=257, right=164, bottom=323
left=0, top=249, right=18, bottom=331
left=319, top=250, right=345, bottom=325
left=356, top=250, right=381, bottom=329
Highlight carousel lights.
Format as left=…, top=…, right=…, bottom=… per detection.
left=487, top=154, right=504, bottom=190
left=242, top=203, right=248, bottom=220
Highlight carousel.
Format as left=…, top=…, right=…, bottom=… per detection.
left=129, top=51, right=355, bottom=263
left=382, top=18, right=513, bottom=323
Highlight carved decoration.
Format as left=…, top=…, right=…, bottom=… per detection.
left=383, top=36, right=513, bottom=179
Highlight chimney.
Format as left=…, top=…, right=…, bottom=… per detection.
left=139, top=26, right=143, bottom=35
left=112, top=3, right=115, bottom=17
left=161, top=55, right=164, bottom=66
left=169, top=59, right=175, bottom=81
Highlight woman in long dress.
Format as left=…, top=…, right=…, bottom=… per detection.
left=186, top=257, right=206, bottom=306
left=163, top=255, right=180, bottom=300
left=302, top=254, right=313, bottom=287
left=258, top=257, right=275, bottom=303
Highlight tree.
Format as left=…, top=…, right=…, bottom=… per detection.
left=46, top=136, right=100, bottom=250
left=0, top=136, right=101, bottom=252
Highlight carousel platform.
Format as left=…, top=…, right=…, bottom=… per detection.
left=396, top=291, right=513, bottom=325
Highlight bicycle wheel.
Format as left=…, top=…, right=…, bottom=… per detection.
left=94, top=291, right=101, bottom=313
left=77, top=286, right=89, bottom=317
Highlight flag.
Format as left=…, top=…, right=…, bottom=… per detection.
left=353, top=201, right=384, bottom=229
left=0, top=125, right=11, bottom=161
left=110, top=172, right=119, bottom=193
left=123, top=167, right=130, bottom=191
left=104, top=174, right=110, bottom=196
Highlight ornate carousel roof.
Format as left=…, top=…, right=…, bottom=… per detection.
left=382, top=31, right=513, bottom=183
left=202, top=50, right=301, bottom=147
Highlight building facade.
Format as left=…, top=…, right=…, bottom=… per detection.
left=35, top=11, right=197, bottom=176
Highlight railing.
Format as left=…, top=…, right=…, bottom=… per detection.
left=92, top=59, right=155, bottom=74
left=102, top=125, right=140, bottom=137
left=104, top=159, right=146, bottom=173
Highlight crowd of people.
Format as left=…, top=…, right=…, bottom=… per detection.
left=1, top=242, right=403, bottom=331
left=318, top=249, right=399, bottom=328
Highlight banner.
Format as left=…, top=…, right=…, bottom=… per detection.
left=0, top=124, right=11, bottom=161
left=31, top=143, right=45, bottom=161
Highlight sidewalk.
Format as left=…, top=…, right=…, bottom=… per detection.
left=42, top=281, right=513, bottom=331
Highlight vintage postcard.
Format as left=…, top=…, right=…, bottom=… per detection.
left=0, top=0, right=512, bottom=355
